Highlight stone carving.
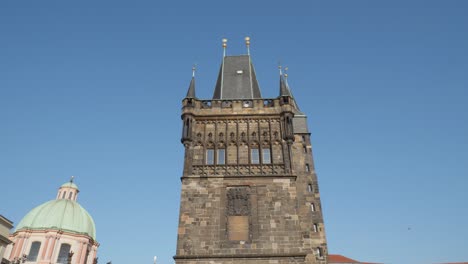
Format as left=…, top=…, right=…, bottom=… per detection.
left=192, top=164, right=284, bottom=176
left=227, top=187, right=250, bottom=216
left=67, top=251, right=74, bottom=264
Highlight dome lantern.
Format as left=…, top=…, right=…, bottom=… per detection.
left=56, top=175, right=79, bottom=201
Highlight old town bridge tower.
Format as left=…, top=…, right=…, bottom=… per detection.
left=175, top=38, right=328, bottom=264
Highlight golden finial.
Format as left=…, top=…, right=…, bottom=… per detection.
left=245, top=36, right=251, bottom=55
left=222, top=38, right=228, bottom=57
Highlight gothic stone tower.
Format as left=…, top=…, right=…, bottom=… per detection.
left=175, top=39, right=328, bottom=264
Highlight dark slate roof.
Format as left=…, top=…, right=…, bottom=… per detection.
left=293, top=115, right=309, bottom=133
left=280, top=74, right=292, bottom=97
left=185, top=77, right=196, bottom=98
left=282, top=75, right=304, bottom=112
left=212, top=55, right=262, bottom=99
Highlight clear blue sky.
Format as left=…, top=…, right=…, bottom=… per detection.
left=1, top=1, right=467, bottom=263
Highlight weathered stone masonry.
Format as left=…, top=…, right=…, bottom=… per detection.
left=175, top=49, right=328, bottom=264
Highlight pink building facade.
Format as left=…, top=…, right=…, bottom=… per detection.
left=5, top=179, right=98, bottom=264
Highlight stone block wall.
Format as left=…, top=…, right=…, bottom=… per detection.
left=176, top=97, right=328, bottom=264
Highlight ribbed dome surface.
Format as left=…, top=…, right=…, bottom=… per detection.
left=15, top=199, right=96, bottom=239
left=61, top=181, right=79, bottom=190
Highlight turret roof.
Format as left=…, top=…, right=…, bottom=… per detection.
left=185, top=77, right=196, bottom=99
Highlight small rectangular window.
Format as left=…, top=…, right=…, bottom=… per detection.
left=316, top=247, right=323, bottom=258
left=313, top=223, right=318, bottom=232
left=307, top=184, right=313, bottom=193
left=262, top=148, right=271, bottom=164
left=305, top=163, right=310, bottom=172
left=217, top=149, right=225, bottom=165
left=68, top=192, right=73, bottom=200
left=251, top=148, right=259, bottom=164
left=206, top=149, right=214, bottom=165
left=303, top=146, right=307, bottom=153
left=310, top=203, right=316, bottom=212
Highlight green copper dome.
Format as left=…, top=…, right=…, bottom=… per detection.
left=61, top=181, right=79, bottom=190
left=15, top=199, right=96, bottom=239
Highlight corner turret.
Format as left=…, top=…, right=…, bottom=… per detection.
left=185, top=66, right=196, bottom=99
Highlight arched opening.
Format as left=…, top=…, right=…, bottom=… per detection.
left=56, top=243, right=71, bottom=264
left=27, top=241, right=41, bottom=261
